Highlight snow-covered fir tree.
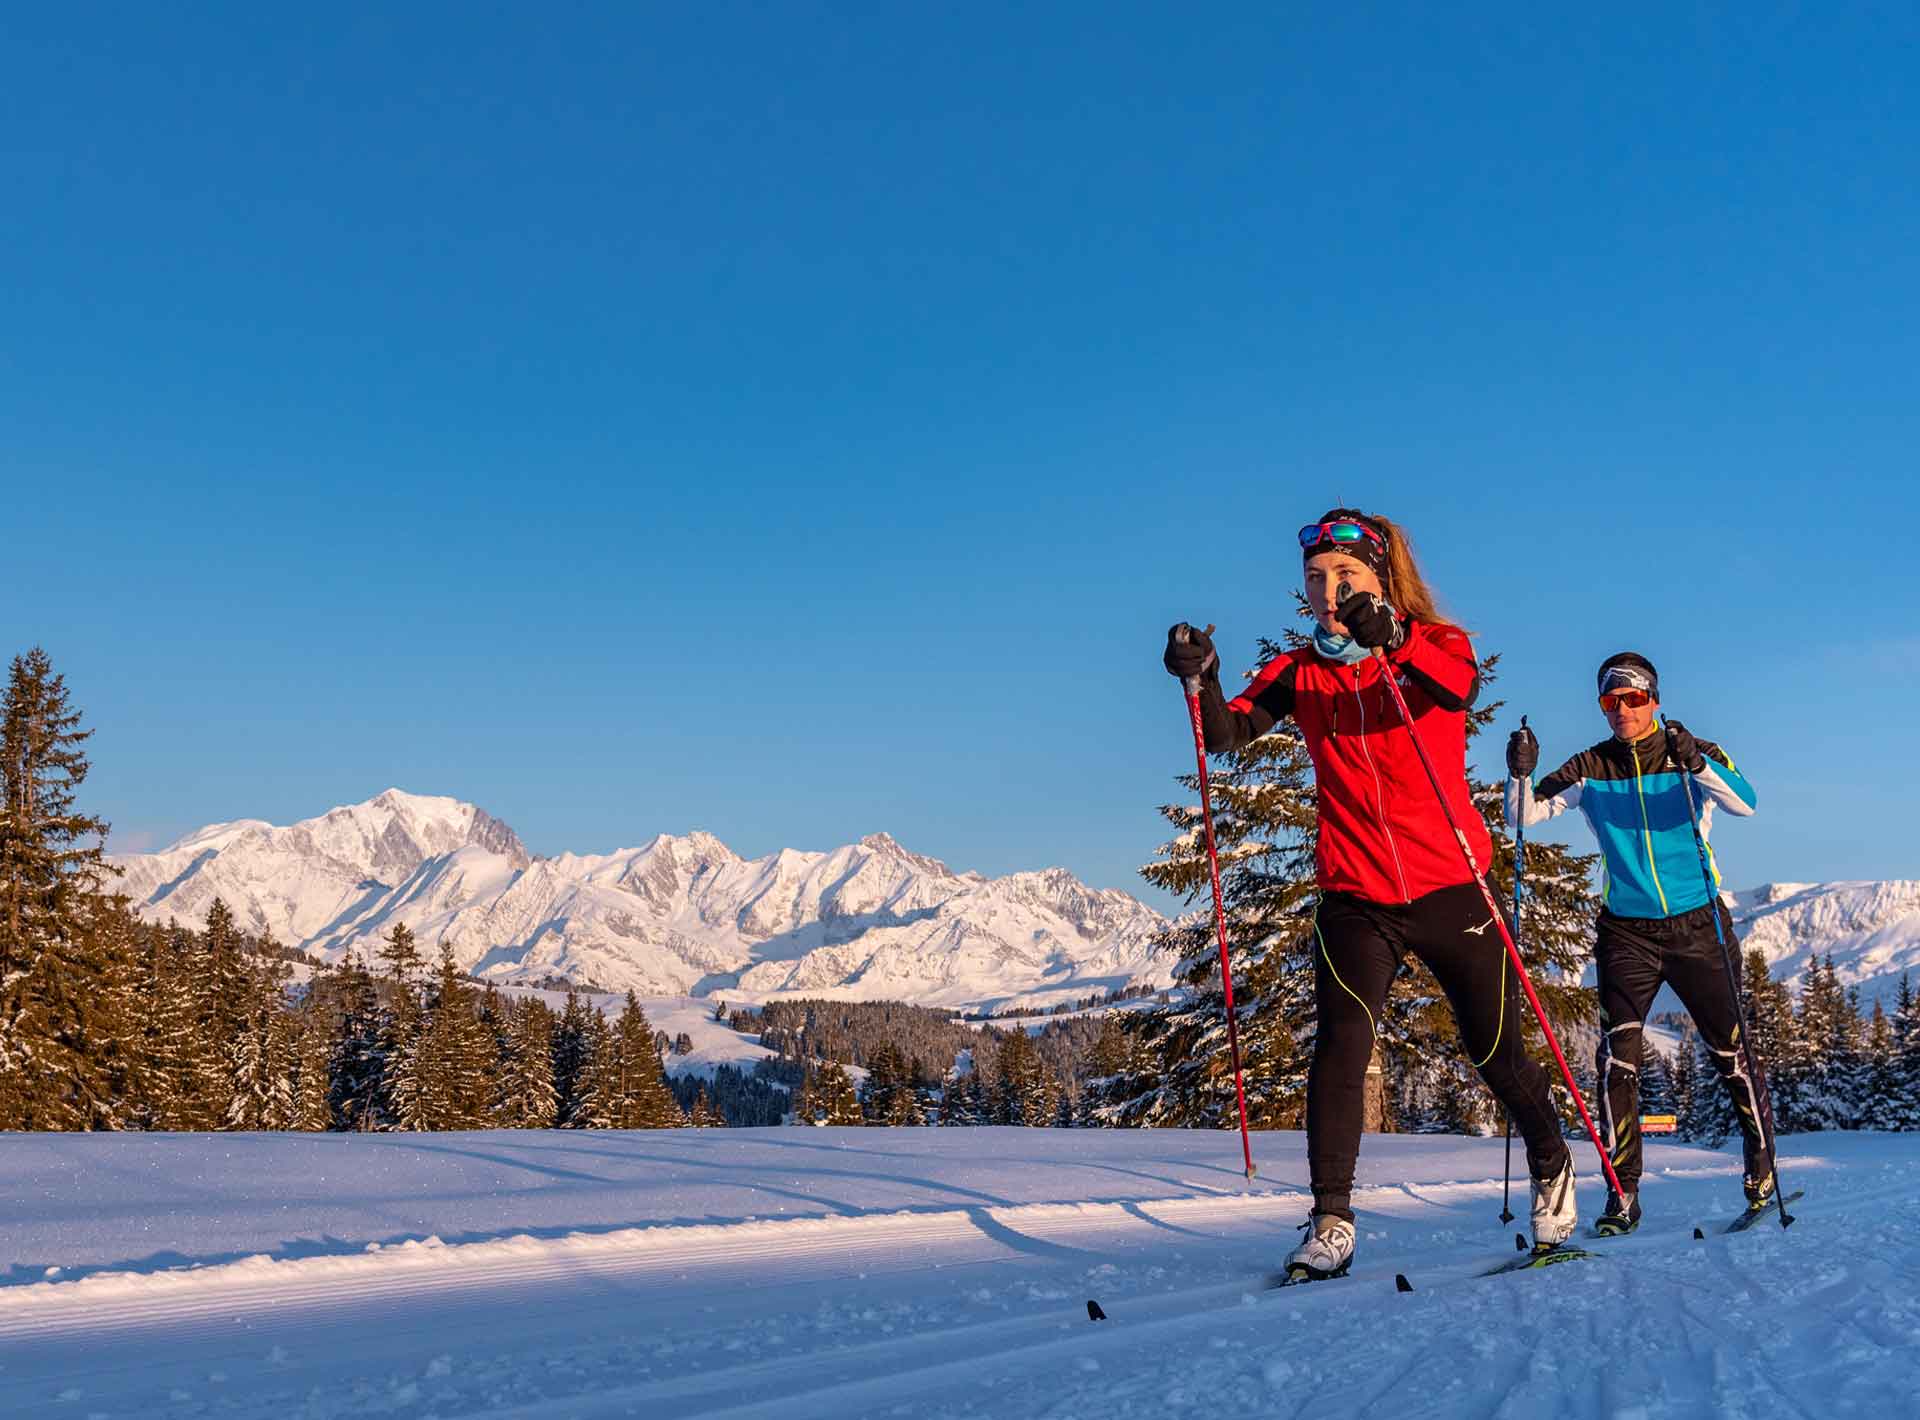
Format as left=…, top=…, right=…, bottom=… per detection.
left=0, top=648, right=114, bottom=1129
left=1889, top=975, right=1920, bottom=1131
left=609, top=992, right=683, bottom=1128
left=379, top=923, right=433, bottom=1130
left=327, top=952, right=388, bottom=1131
left=799, top=1061, right=863, bottom=1125
left=1795, top=955, right=1868, bottom=1132
left=494, top=992, right=559, bottom=1127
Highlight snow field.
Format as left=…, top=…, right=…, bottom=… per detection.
left=1, top=1128, right=1915, bottom=1418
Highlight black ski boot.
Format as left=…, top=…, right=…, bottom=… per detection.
left=1593, top=1188, right=1641, bottom=1237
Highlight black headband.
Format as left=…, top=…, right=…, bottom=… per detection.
left=1597, top=653, right=1659, bottom=701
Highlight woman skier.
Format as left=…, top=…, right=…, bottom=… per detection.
left=1505, top=653, right=1775, bottom=1233
left=1163, top=508, right=1575, bottom=1281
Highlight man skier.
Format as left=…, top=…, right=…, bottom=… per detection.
left=1505, top=652, right=1776, bottom=1233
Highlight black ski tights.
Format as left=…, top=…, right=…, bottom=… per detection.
left=1307, top=880, right=1570, bottom=1221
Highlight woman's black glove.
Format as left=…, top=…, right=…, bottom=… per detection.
left=1164, top=623, right=1218, bottom=680
left=1506, top=724, right=1539, bottom=778
left=1335, top=591, right=1406, bottom=652
left=1665, top=720, right=1707, bottom=774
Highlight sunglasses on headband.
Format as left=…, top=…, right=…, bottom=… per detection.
left=1599, top=689, right=1654, bottom=712
left=1297, top=520, right=1387, bottom=553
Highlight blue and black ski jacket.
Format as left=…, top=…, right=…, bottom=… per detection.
left=1503, top=728, right=1756, bottom=920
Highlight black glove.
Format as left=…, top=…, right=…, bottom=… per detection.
left=1335, top=591, right=1406, bottom=652
left=1665, top=719, right=1707, bottom=774
left=1506, top=724, right=1539, bottom=778
left=1164, top=622, right=1218, bottom=680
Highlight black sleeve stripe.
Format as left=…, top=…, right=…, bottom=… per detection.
left=1401, top=658, right=1479, bottom=713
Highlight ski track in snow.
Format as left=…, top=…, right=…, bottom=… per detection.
left=1, top=1130, right=1916, bottom=1419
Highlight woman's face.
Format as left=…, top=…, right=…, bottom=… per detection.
left=1304, top=552, right=1383, bottom=634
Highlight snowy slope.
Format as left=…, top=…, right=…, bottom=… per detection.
left=2, top=1128, right=1912, bottom=1419
left=1732, top=880, right=1920, bottom=1006
left=107, top=791, right=1172, bottom=1011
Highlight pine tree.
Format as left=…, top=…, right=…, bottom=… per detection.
left=810, top=1061, right=863, bottom=1125
left=860, top=1042, right=926, bottom=1125
left=291, top=997, right=333, bottom=1132
left=1108, top=633, right=1319, bottom=1128
left=416, top=942, right=491, bottom=1129
left=1740, top=946, right=1803, bottom=1133
left=226, top=951, right=295, bottom=1131
left=0, top=648, right=115, bottom=1129
left=1638, top=1040, right=1678, bottom=1118
left=1864, top=1001, right=1898, bottom=1132
left=1889, top=975, right=1920, bottom=1131
left=551, top=992, right=595, bottom=1125
left=1669, top=1023, right=1700, bottom=1139
left=328, top=953, right=389, bottom=1131
left=380, top=923, right=429, bottom=1130
left=993, top=1030, right=1060, bottom=1126
left=609, top=993, right=682, bottom=1128
left=494, top=994, right=559, bottom=1128
left=1796, top=956, right=1867, bottom=1131
left=566, top=1009, right=617, bottom=1129
left=1685, top=1026, right=1736, bottom=1145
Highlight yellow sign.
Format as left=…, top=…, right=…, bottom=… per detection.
left=1641, top=1114, right=1678, bottom=1134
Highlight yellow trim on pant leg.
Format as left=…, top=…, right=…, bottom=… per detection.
left=1315, top=911, right=1378, bottom=1043
left=1470, top=944, right=1507, bottom=1069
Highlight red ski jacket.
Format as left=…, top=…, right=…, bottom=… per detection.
left=1197, top=620, right=1489, bottom=905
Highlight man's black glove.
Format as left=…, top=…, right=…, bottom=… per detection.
left=1506, top=724, right=1539, bottom=779
left=1164, top=623, right=1218, bottom=680
left=1335, top=591, right=1406, bottom=652
left=1665, top=719, right=1707, bottom=774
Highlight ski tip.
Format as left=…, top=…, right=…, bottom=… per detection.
left=1394, top=1273, right=1413, bottom=1293
left=1693, top=1227, right=1705, bottom=1240
left=1087, top=1299, right=1107, bottom=1321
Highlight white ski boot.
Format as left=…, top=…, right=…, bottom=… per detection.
left=1282, top=1213, right=1356, bottom=1283
left=1530, top=1154, right=1577, bottom=1250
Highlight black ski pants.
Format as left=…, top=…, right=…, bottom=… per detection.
left=1308, top=879, right=1570, bottom=1221
left=1595, top=902, right=1774, bottom=1190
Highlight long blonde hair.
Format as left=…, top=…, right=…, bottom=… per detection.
left=1316, top=507, right=1462, bottom=631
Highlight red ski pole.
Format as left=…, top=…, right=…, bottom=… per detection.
left=1173, top=623, right=1257, bottom=1181
left=1341, top=593, right=1625, bottom=1200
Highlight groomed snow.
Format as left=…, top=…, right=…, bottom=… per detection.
left=2, top=1128, right=1913, bottom=1418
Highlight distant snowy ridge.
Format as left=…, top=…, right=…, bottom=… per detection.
left=108, top=790, right=1173, bottom=1011
left=1731, top=879, right=1920, bottom=1006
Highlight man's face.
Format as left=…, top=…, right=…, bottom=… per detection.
left=1602, top=689, right=1658, bottom=742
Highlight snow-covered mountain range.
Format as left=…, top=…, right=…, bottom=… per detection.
left=108, top=790, right=1173, bottom=1011
left=1732, top=880, right=1920, bottom=1007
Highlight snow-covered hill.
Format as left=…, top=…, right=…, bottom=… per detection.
left=1732, top=880, right=1920, bottom=1006
left=108, top=790, right=1173, bottom=1011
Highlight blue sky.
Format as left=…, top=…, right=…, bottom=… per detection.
left=6, top=4, right=1916, bottom=910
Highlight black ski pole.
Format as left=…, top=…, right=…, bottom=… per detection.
left=1500, top=719, right=1527, bottom=1225
left=1665, top=718, right=1793, bottom=1230
left=1500, top=1113, right=1515, bottom=1225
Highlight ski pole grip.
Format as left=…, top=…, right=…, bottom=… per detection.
left=1173, top=623, right=1218, bottom=694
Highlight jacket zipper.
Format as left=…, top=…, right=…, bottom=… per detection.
left=1352, top=663, right=1411, bottom=903
left=1630, top=744, right=1671, bottom=915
